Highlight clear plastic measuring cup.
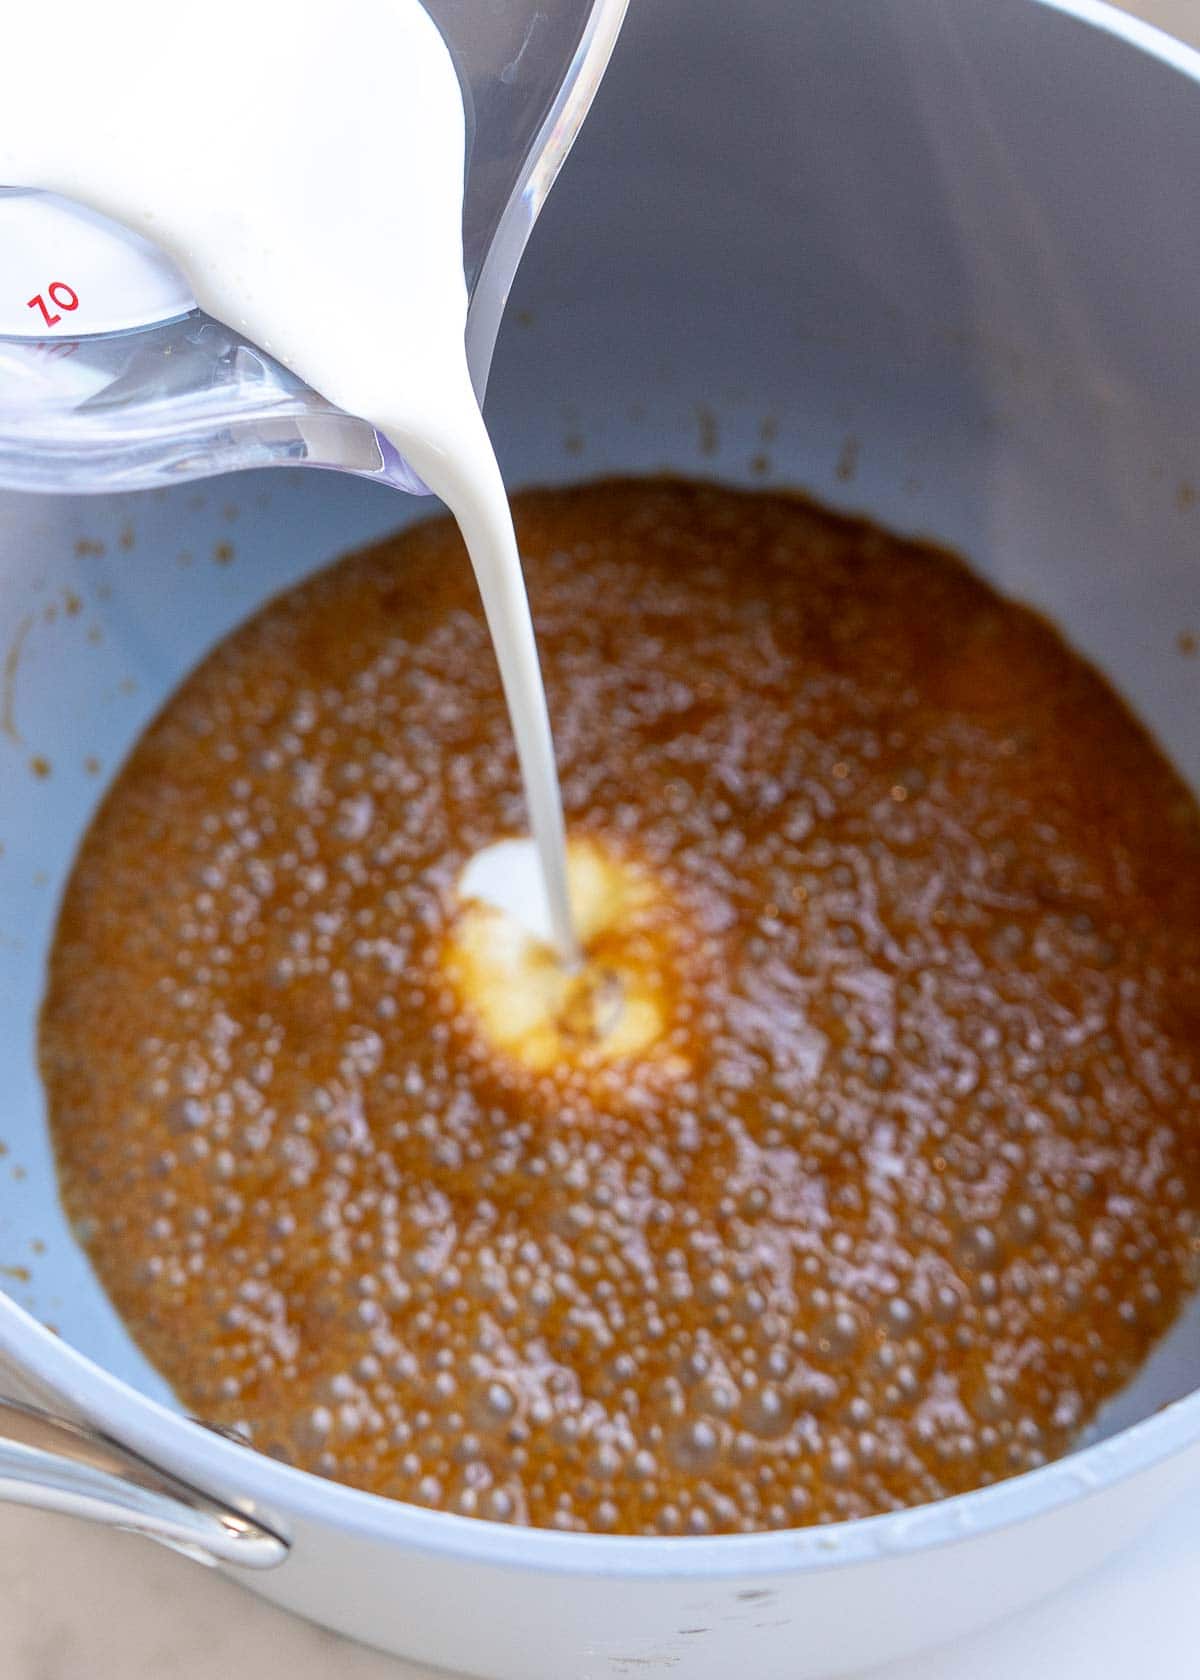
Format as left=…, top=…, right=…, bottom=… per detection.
left=0, top=0, right=626, bottom=495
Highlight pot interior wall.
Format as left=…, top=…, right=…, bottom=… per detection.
left=2, top=0, right=1200, bottom=1439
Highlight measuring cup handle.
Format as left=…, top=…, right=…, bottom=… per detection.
left=0, top=1395, right=288, bottom=1569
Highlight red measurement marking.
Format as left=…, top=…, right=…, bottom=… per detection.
left=26, top=281, right=80, bottom=329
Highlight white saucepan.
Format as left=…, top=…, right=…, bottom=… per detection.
left=3, top=1, right=1200, bottom=1674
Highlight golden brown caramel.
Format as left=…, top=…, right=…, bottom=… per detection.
left=41, top=479, right=1200, bottom=1534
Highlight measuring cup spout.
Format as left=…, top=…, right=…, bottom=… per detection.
left=0, top=0, right=626, bottom=495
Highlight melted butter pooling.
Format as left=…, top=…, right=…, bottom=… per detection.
left=41, top=479, right=1200, bottom=1534
left=445, top=837, right=689, bottom=1074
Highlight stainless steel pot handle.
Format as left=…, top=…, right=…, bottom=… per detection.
left=0, top=1396, right=288, bottom=1569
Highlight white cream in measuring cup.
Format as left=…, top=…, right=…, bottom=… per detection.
left=0, top=0, right=577, bottom=961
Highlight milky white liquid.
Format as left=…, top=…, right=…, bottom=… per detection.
left=0, top=0, right=577, bottom=960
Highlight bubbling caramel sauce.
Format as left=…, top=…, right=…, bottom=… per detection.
left=41, top=479, right=1200, bottom=1534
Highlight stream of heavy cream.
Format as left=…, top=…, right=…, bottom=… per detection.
left=0, top=0, right=579, bottom=964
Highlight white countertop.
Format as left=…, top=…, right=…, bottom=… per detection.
left=5, top=2, right=1200, bottom=1675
